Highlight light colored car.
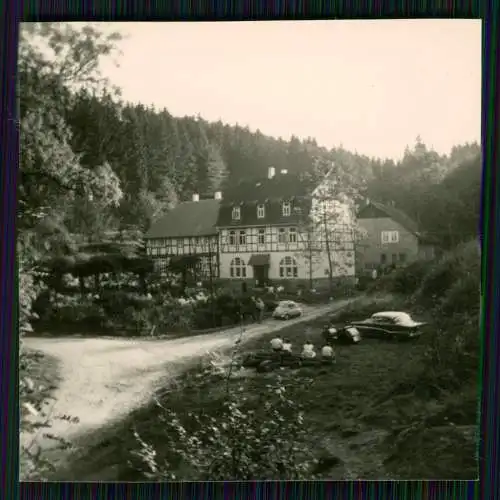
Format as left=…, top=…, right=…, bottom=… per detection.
left=351, top=311, right=426, bottom=340
left=272, top=300, right=303, bottom=320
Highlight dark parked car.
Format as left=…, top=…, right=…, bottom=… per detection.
left=350, top=311, right=426, bottom=340
left=322, top=323, right=362, bottom=345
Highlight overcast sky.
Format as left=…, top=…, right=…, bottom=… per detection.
left=98, top=20, right=481, bottom=160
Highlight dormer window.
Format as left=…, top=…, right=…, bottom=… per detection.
left=232, top=206, right=241, bottom=220
left=282, top=201, right=291, bottom=217
left=257, top=204, right=265, bottom=219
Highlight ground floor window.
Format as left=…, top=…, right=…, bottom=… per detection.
left=155, top=259, right=168, bottom=274
left=279, top=256, right=298, bottom=278
left=196, top=256, right=219, bottom=279
left=230, top=257, right=247, bottom=278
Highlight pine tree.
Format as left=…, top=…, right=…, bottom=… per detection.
left=206, top=144, right=228, bottom=194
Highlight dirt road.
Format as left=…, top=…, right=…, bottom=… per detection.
left=21, top=300, right=352, bottom=465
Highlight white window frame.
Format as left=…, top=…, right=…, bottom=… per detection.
left=288, top=227, right=297, bottom=243
left=279, top=256, right=298, bottom=278
left=381, top=230, right=399, bottom=243
left=228, top=230, right=236, bottom=245
left=282, top=201, right=291, bottom=216
left=232, top=206, right=241, bottom=220
left=257, top=204, right=265, bottom=219
left=278, top=228, right=287, bottom=244
left=239, top=230, right=246, bottom=245
left=257, top=228, right=265, bottom=245
left=230, top=257, right=247, bottom=278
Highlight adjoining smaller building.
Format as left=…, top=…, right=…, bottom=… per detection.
left=356, top=199, right=436, bottom=276
left=144, top=193, right=221, bottom=281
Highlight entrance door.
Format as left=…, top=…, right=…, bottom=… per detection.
left=253, top=265, right=269, bottom=286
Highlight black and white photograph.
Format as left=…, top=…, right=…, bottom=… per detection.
left=19, top=20, right=481, bottom=481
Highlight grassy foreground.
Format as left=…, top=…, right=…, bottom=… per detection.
left=49, top=294, right=478, bottom=481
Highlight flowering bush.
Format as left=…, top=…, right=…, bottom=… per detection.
left=37, top=292, right=107, bottom=326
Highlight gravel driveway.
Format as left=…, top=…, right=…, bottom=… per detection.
left=20, top=300, right=352, bottom=468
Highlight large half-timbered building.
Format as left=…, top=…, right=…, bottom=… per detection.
left=216, top=167, right=356, bottom=286
left=144, top=194, right=221, bottom=279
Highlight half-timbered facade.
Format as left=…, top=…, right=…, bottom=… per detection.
left=144, top=195, right=220, bottom=279
left=216, top=167, right=356, bottom=286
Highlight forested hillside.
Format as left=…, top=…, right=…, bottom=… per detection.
left=19, top=23, right=481, bottom=247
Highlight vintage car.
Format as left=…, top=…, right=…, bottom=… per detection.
left=272, top=300, right=303, bottom=320
left=350, top=311, right=426, bottom=340
left=322, top=323, right=362, bottom=344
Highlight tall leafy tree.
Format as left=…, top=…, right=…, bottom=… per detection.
left=18, top=22, right=124, bottom=337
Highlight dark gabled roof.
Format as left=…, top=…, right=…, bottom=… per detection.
left=144, top=199, right=220, bottom=239
left=222, top=174, right=313, bottom=203
left=357, top=201, right=420, bottom=235
left=217, top=197, right=312, bottom=228
left=216, top=174, right=314, bottom=227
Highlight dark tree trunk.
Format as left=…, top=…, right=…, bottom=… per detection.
left=79, top=275, right=85, bottom=296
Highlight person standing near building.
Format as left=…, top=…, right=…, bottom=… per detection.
left=254, top=296, right=265, bottom=323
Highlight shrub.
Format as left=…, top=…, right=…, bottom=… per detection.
left=368, top=260, right=430, bottom=296
left=439, top=272, right=480, bottom=317
left=116, top=301, right=194, bottom=335
left=410, top=240, right=480, bottom=388
left=130, top=329, right=317, bottom=480
left=414, top=240, right=480, bottom=307
left=214, top=293, right=240, bottom=323
left=38, top=294, right=108, bottom=329
left=193, top=307, right=217, bottom=329
left=332, top=295, right=405, bottom=324
left=102, top=289, right=153, bottom=306
left=421, top=312, right=479, bottom=389
left=132, top=377, right=315, bottom=480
